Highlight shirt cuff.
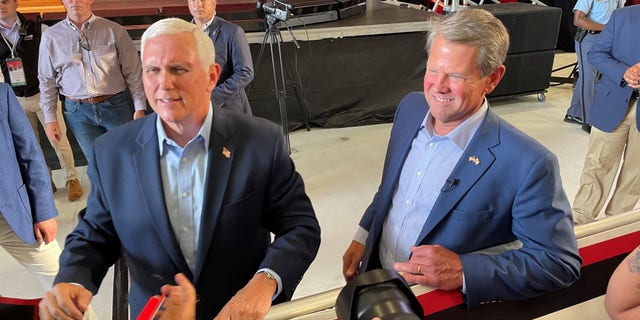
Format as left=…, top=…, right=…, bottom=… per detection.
left=353, top=226, right=368, bottom=245
left=256, top=268, right=282, bottom=300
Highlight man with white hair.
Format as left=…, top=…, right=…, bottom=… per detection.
left=39, top=18, right=320, bottom=320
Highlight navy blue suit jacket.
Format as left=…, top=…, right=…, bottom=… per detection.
left=55, top=108, right=320, bottom=319
left=359, top=92, right=581, bottom=307
left=207, top=16, right=254, bottom=114
left=588, top=5, right=640, bottom=132
left=0, top=83, right=57, bottom=245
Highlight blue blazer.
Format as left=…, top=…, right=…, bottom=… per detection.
left=0, top=83, right=57, bottom=245
left=359, top=92, right=581, bottom=307
left=55, top=108, right=320, bottom=319
left=207, top=16, right=254, bottom=114
left=588, top=5, right=640, bottom=132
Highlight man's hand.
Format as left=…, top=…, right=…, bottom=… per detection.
left=45, top=122, right=62, bottom=142
left=624, top=63, right=640, bottom=90
left=133, top=110, right=146, bottom=120
left=39, top=283, right=93, bottom=320
left=342, top=240, right=365, bottom=282
left=394, top=245, right=463, bottom=291
left=34, top=218, right=57, bottom=244
left=157, top=273, right=197, bottom=320
left=214, top=272, right=275, bottom=320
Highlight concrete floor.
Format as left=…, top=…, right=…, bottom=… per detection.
left=1, top=52, right=626, bottom=319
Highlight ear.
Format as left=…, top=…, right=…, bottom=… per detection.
left=207, top=63, right=221, bottom=92
left=484, top=65, right=506, bottom=95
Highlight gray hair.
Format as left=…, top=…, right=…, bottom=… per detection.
left=140, top=18, right=215, bottom=69
left=426, top=9, right=509, bottom=77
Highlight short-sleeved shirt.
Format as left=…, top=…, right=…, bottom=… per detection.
left=573, top=0, right=624, bottom=25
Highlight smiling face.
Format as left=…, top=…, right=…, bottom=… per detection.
left=188, top=0, right=217, bottom=26
left=142, top=31, right=219, bottom=136
left=423, top=35, right=505, bottom=135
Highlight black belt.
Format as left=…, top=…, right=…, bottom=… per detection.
left=586, top=30, right=601, bottom=35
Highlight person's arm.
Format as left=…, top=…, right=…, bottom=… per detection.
left=211, top=26, right=254, bottom=107
left=115, top=24, right=146, bottom=118
left=460, top=152, right=581, bottom=307
left=605, top=246, right=640, bottom=320
left=37, top=30, right=63, bottom=141
left=5, top=84, right=58, bottom=224
left=573, top=10, right=605, bottom=31
left=39, top=283, right=93, bottom=320
left=587, top=9, right=630, bottom=87
left=221, top=124, right=320, bottom=319
left=214, top=272, right=277, bottom=320
left=54, top=143, right=123, bottom=293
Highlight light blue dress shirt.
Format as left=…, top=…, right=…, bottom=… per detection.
left=156, top=105, right=283, bottom=297
left=157, top=105, right=212, bottom=271
left=354, top=100, right=488, bottom=270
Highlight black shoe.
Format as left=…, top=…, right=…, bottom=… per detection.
left=564, top=114, right=584, bottom=125
left=582, top=124, right=592, bottom=133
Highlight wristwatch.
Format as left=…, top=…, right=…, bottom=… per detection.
left=260, top=270, right=277, bottom=281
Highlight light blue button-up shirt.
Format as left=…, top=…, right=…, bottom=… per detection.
left=156, top=106, right=283, bottom=298
left=573, top=0, right=624, bottom=25
left=353, top=100, right=488, bottom=269
left=157, top=105, right=212, bottom=272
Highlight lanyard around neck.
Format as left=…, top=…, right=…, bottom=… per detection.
left=0, top=31, right=17, bottom=59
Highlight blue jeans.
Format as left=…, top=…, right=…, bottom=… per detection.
left=63, top=90, right=134, bottom=164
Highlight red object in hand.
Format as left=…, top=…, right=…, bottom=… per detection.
left=137, top=294, right=166, bottom=320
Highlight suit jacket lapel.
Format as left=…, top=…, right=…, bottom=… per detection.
left=207, top=17, right=222, bottom=43
left=133, top=115, right=192, bottom=277
left=415, top=110, right=500, bottom=243
left=193, top=109, right=235, bottom=282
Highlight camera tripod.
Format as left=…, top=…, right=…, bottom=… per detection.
left=254, top=16, right=311, bottom=153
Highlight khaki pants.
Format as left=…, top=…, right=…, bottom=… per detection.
left=17, top=93, right=78, bottom=182
left=573, top=98, right=640, bottom=224
left=0, top=214, right=98, bottom=319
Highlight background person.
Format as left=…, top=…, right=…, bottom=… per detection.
left=0, top=81, right=95, bottom=320
left=572, top=4, right=640, bottom=224
left=38, top=18, right=320, bottom=320
left=563, top=0, right=623, bottom=133
left=189, top=0, right=254, bottom=114
left=0, top=0, right=82, bottom=201
left=38, top=0, right=146, bottom=164
left=342, top=9, right=581, bottom=307
left=0, top=82, right=59, bottom=295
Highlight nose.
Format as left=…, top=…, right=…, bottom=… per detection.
left=427, top=73, right=450, bottom=93
left=158, top=71, right=175, bottom=90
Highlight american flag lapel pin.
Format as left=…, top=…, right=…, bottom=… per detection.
left=468, top=156, right=480, bottom=165
left=222, top=147, right=231, bottom=159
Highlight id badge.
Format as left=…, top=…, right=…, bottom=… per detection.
left=6, top=57, right=26, bottom=87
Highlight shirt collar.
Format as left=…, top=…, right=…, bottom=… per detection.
left=424, top=98, right=489, bottom=150
left=157, top=103, right=213, bottom=156
left=65, top=14, right=95, bottom=31
left=203, top=15, right=216, bottom=31
left=0, top=17, right=20, bottom=33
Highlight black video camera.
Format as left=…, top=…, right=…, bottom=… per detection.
left=258, top=0, right=293, bottom=26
